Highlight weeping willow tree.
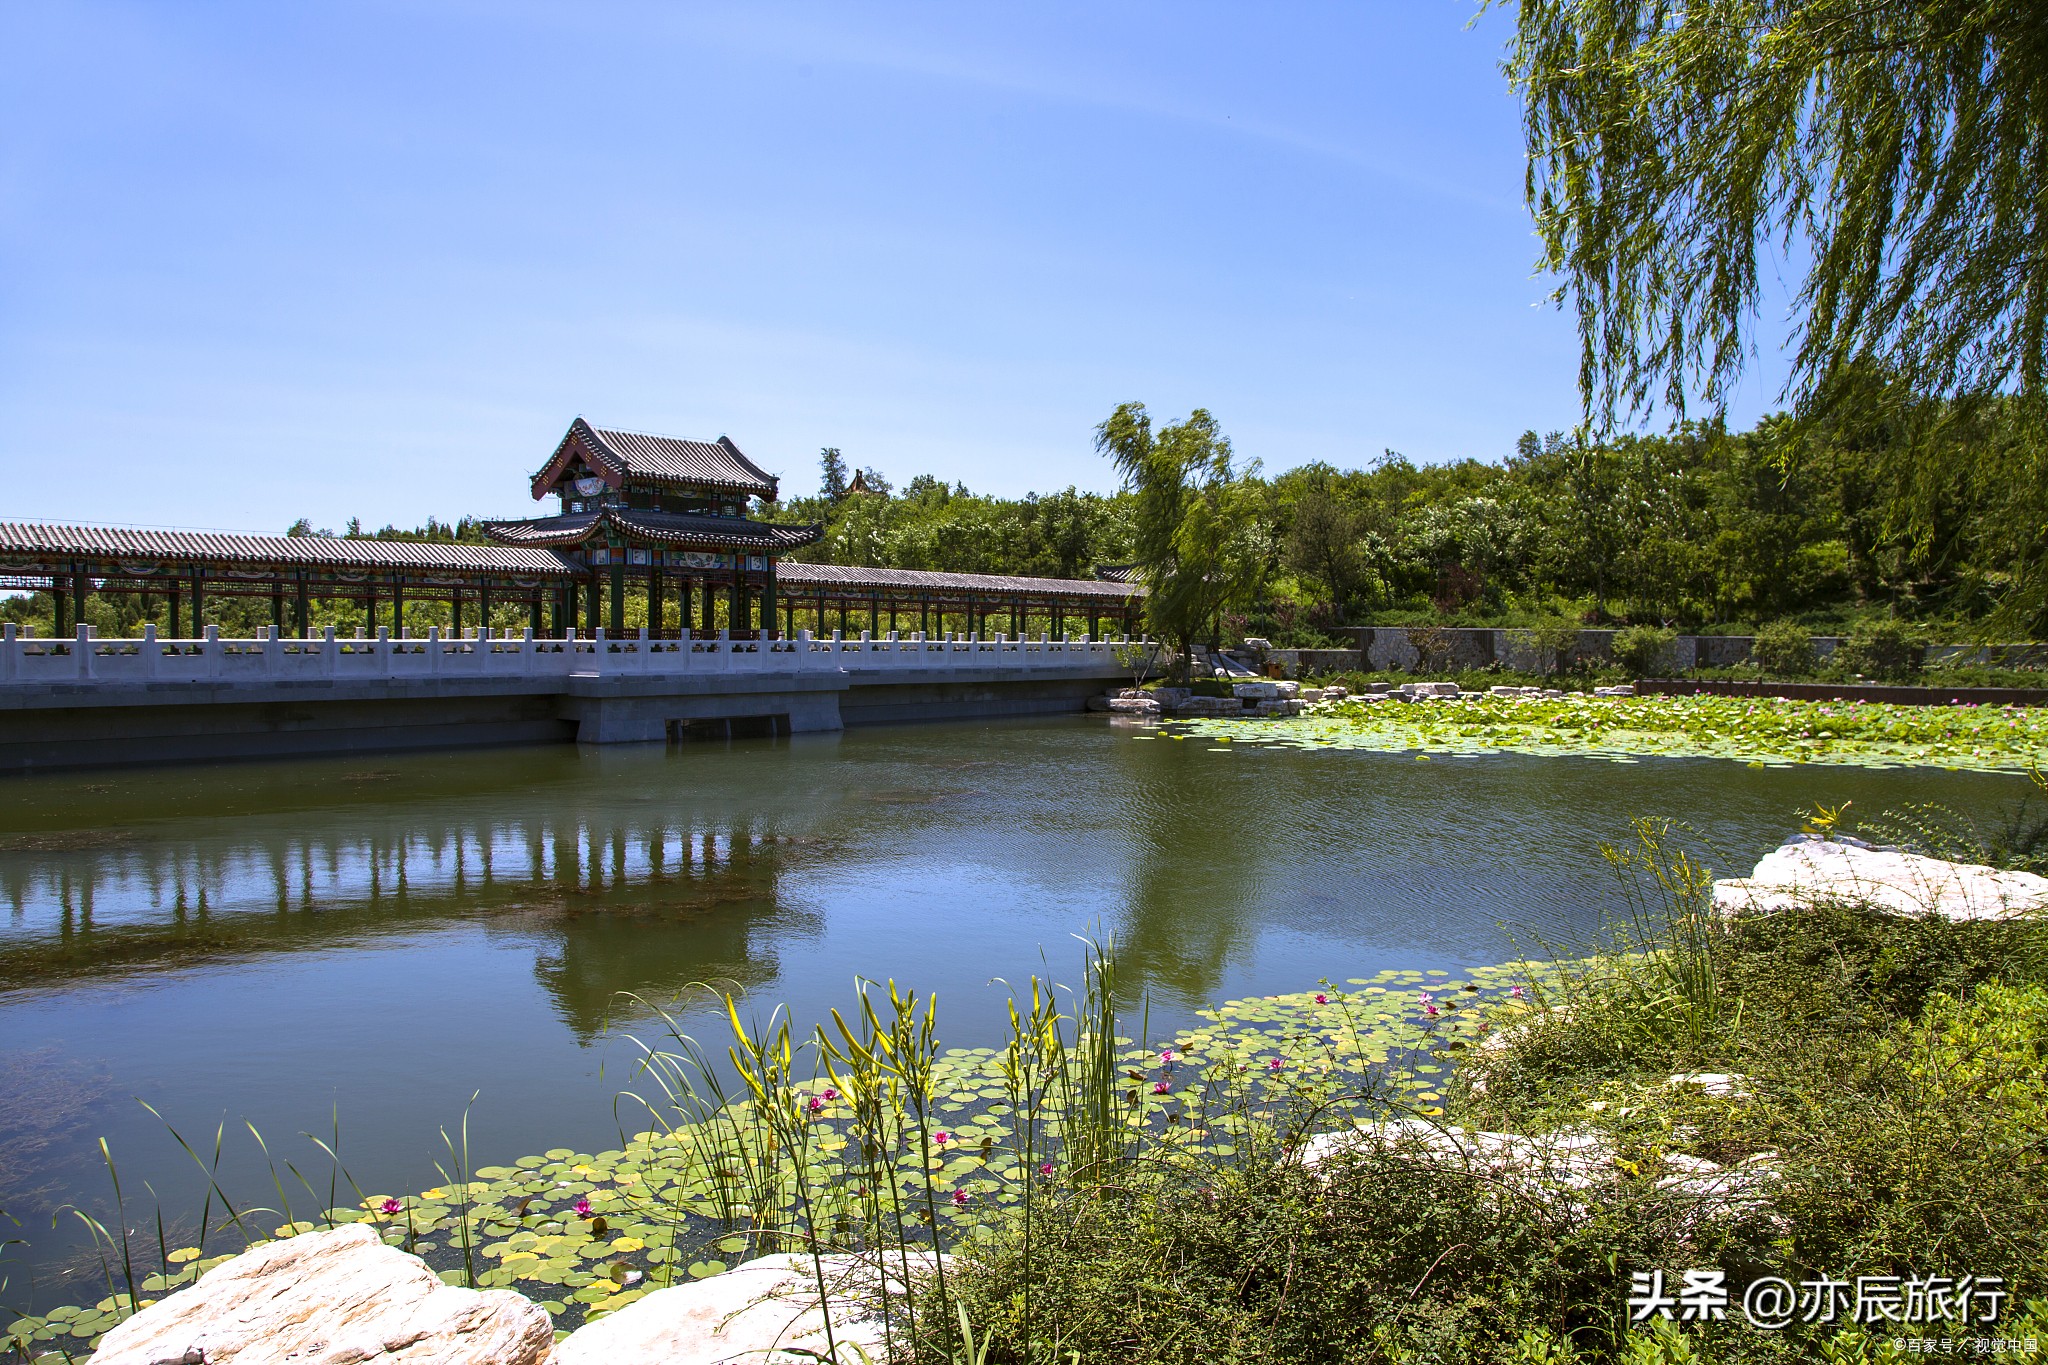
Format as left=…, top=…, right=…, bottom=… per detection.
left=1095, top=403, right=1266, bottom=680
left=1507, top=0, right=2048, bottom=629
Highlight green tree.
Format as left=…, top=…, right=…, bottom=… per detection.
left=1508, top=1, right=2048, bottom=627
left=818, top=447, right=849, bottom=501
left=1095, top=404, right=1264, bottom=681
left=1282, top=490, right=1366, bottom=621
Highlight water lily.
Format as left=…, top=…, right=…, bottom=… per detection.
left=951, top=1189, right=969, bottom=1207
left=821, top=1088, right=838, bottom=1101
left=1314, top=993, right=1328, bottom=1004
left=380, top=1197, right=401, bottom=1216
left=1039, top=1162, right=1055, bottom=1177
left=1510, top=984, right=1525, bottom=999
left=933, top=1131, right=949, bottom=1146
left=1153, top=1081, right=1170, bottom=1094
left=1267, top=1057, right=1284, bottom=1072
left=573, top=1196, right=592, bottom=1218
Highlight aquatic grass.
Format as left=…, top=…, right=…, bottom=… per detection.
left=4, top=948, right=1526, bottom=1358
left=1176, top=693, right=2048, bottom=773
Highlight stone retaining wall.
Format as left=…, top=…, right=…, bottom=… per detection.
left=1265, top=627, right=2045, bottom=679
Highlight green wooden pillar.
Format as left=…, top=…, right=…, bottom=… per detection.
left=585, top=574, right=601, bottom=631
left=451, top=590, right=463, bottom=635
left=72, top=563, right=88, bottom=629
left=479, top=582, right=492, bottom=634
left=648, top=568, right=665, bottom=638
left=169, top=583, right=183, bottom=637
left=272, top=583, right=285, bottom=632
left=760, top=564, right=776, bottom=639
left=728, top=570, right=742, bottom=633
left=532, top=593, right=545, bottom=634
left=869, top=595, right=879, bottom=636
left=294, top=575, right=310, bottom=636
left=391, top=575, right=405, bottom=635
left=609, top=561, right=625, bottom=635
left=192, top=570, right=206, bottom=630
left=53, top=575, right=69, bottom=634
left=920, top=598, right=929, bottom=635
left=701, top=577, right=716, bottom=633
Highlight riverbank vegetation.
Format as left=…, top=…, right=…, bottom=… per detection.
left=1169, top=694, right=2048, bottom=774
left=10, top=802, right=2048, bottom=1363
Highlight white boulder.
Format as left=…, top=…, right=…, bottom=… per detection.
left=1297, top=1121, right=1778, bottom=1232
left=1713, top=835, right=2048, bottom=921
left=88, top=1223, right=556, bottom=1365
left=1232, top=681, right=1279, bottom=700
left=555, top=1252, right=938, bottom=1365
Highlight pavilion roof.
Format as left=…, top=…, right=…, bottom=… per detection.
left=778, top=560, right=1143, bottom=600
left=482, top=508, right=822, bottom=552
left=531, top=419, right=779, bottom=500
left=0, top=521, right=578, bottom=576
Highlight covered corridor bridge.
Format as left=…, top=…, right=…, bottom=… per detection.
left=0, top=522, right=1145, bottom=642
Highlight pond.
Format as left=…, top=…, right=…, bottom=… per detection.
left=0, top=715, right=2032, bottom=1304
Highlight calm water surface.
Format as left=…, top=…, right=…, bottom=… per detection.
left=0, top=716, right=2031, bottom=1298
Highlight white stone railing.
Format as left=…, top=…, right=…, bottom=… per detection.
left=0, top=624, right=1153, bottom=686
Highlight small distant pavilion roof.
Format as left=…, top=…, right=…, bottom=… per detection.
left=530, top=419, right=779, bottom=500
left=0, top=521, right=578, bottom=576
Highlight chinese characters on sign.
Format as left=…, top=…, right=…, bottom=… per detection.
left=1629, top=1270, right=2010, bottom=1329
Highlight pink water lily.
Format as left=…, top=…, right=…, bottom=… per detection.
left=573, top=1196, right=592, bottom=1218
left=951, top=1189, right=969, bottom=1207
left=933, top=1131, right=949, bottom=1146
left=380, top=1197, right=401, bottom=1216
left=1039, top=1162, right=1055, bottom=1177
left=1153, top=1081, right=1170, bottom=1094
left=822, top=1088, right=838, bottom=1101
left=1314, top=993, right=1328, bottom=1004
left=1267, top=1057, right=1284, bottom=1072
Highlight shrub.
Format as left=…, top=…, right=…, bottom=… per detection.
left=1610, top=625, right=1677, bottom=678
left=1835, top=619, right=1922, bottom=681
left=1514, top=616, right=1582, bottom=675
left=1748, top=620, right=1815, bottom=678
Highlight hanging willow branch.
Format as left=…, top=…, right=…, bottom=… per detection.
left=1506, top=0, right=2048, bottom=426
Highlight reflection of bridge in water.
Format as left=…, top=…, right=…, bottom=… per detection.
left=0, top=801, right=827, bottom=1039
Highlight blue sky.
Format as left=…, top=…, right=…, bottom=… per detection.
left=0, top=2, right=1787, bottom=533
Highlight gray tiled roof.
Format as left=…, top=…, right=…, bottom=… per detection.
left=778, top=561, right=1143, bottom=599
left=532, top=419, right=778, bottom=499
left=484, top=508, right=822, bottom=552
left=0, top=521, right=577, bottom=575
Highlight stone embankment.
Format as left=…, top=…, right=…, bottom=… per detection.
left=89, top=1225, right=935, bottom=1365
left=1087, top=679, right=1638, bottom=718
